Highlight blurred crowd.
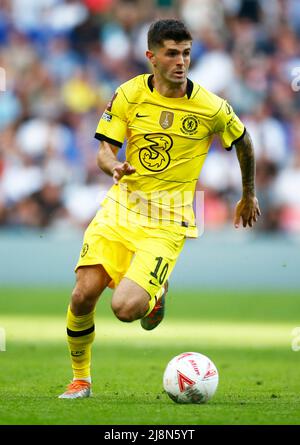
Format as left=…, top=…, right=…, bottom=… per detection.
left=1, top=0, right=300, bottom=233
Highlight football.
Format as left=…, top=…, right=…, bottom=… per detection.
left=163, top=352, right=219, bottom=404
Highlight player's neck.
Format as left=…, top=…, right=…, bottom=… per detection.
left=152, top=75, right=187, bottom=98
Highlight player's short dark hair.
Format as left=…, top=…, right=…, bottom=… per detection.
left=147, top=19, right=192, bottom=50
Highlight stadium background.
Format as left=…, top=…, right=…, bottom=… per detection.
left=0, top=0, right=300, bottom=425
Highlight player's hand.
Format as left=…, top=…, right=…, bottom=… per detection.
left=112, top=161, right=136, bottom=184
left=234, top=196, right=261, bottom=228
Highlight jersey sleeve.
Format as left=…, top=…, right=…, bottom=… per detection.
left=95, top=87, right=128, bottom=148
left=214, top=100, right=246, bottom=151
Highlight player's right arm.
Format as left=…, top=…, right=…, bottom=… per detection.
left=97, top=141, right=135, bottom=184
left=95, top=87, right=135, bottom=183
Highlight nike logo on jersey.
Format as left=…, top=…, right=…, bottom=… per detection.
left=149, top=279, right=159, bottom=287
left=136, top=113, right=149, bottom=118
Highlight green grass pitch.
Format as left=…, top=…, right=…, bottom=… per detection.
left=0, top=286, right=299, bottom=425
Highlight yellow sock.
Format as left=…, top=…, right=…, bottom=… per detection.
left=66, top=305, right=95, bottom=380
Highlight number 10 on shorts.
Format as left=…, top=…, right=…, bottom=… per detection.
left=150, top=257, right=169, bottom=285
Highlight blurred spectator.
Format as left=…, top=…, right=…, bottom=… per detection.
left=62, top=69, right=99, bottom=113
left=242, top=103, right=289, bottom=167
left=189, top=28, right=235, bottom=94
left=255, top=158, right=281, bottom=232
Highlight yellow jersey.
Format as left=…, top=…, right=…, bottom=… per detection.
left=95, top=74, right=245, bottom=237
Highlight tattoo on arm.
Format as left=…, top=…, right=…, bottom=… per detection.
left=235, top=130, right=256, bottom=197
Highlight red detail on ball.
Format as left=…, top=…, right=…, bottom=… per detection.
left=177, top=371, right=196, bottom=392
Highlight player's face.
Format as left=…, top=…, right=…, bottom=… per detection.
left=147, top=40, right=192, bottom=85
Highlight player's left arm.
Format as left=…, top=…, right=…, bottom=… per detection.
left=233, top=130, right=261, bottom=228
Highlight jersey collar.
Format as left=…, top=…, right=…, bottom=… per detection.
left=147, top=74, right=193, bottom=99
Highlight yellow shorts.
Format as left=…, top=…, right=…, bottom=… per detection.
left=75, top=207, right=185, bottom=299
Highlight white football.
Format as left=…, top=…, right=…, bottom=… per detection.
left=163, top=352, right=219, bottom=404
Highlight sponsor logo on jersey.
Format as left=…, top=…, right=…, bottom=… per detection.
left=180, top=114, right=200, bottom=135
left=139, top=133, right=172, bottom=172
left=102, top=112, right=112, bottom=122
left=159, top=111, right=174, bottom=129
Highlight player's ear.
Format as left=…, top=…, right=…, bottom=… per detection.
left=146, top=50, right=156, bottom=66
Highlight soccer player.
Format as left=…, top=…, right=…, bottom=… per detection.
left=59, top=19, right=261, bottom=398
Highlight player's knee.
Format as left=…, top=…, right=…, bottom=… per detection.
left=111, top=301, right=135, bottom=322
left=111, top=298, right=138, bottom=323
left=71, top=288, right=95, bottom=314
left=115, top=310, right=136, bottom=323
